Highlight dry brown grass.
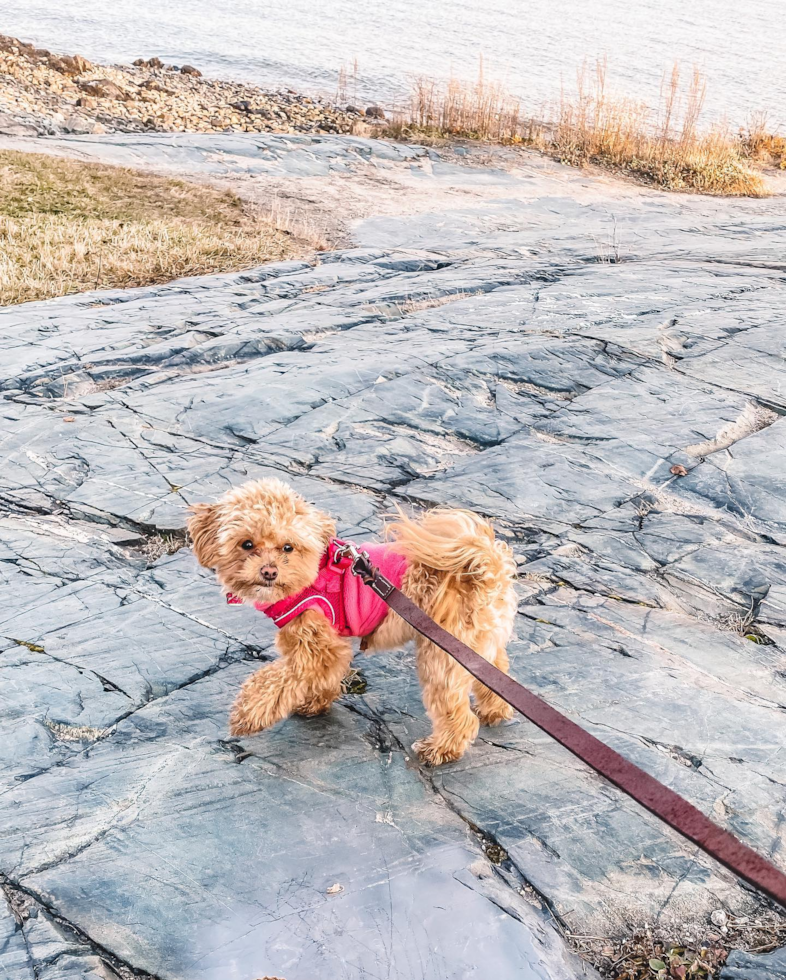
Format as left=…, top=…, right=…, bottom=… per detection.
left=45, top=721, right=111, bottom=742
left=0, top=150, right=306, bottom=306
left=267, top=196, right=335, bottom=251
left=552, top=61, right=766, bottom=196
left=386, top=60, right=535, bottom=144
left=740, top=110, right=786, bottom=169
left=392, top=68, right=533, bottom=143
left=385, top=61, right=768, bottom=197
left=576, top=908, right=786, bottom=979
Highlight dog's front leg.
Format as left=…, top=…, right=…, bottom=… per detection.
left=229, top=610, right=352, bottom=735
left=229, top=659, right=298, bottom=735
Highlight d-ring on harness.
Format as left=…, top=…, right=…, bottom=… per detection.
left=343, top=544, right=786, bottom=909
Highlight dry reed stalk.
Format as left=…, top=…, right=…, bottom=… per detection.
left=393, top=60, right=525, bottom=143
left=385, top=58, right=768, bottom=197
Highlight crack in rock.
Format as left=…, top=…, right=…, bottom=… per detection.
left=1, top=873, right=162, bottom=979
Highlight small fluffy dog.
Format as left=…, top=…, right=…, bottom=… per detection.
left=188, top=478, right=517, bottom=765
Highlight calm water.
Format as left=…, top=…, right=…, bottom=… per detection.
left=3, top=0, right=784, bottom=126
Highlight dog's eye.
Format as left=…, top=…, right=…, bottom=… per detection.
left=241, top=540, right=254, bottom=551
left=282, top=543, right=294, bottom=553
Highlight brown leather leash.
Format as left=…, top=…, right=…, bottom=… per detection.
left=345, top=547, right=786, bottom=910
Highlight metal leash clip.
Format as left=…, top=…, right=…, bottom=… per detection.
left=333, top=541, right=376, bottom=584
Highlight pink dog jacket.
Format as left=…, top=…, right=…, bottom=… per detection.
left=227, top=538, right=408, bottom=638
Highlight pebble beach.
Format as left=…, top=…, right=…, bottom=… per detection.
left=0, top=32, right=373, bottom=138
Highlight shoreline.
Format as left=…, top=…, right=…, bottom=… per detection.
left=2, top=32, right=782, bottom=202
left=0, top=33, right=387, bottom=139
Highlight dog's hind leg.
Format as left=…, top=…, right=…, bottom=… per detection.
left=472, top=642, right=514, bottom=726
left=472, top=594, right=516, bottom=727
left=413, top=636, right=479, bottom=766
left=413, top=582, right=517, bottom=761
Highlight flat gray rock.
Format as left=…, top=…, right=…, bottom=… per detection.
left=723, top=946, right=786, bottom=979
left=2, top=132, right=786, bottom=978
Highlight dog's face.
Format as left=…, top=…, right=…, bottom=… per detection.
left=187, top=478, right=336, bottom=605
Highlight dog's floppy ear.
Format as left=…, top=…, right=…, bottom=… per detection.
left=187, top=503, right=221, bottom=568
left=314, top=511, right=337, bottom=549
left=296, top=497, right=336, bottom=550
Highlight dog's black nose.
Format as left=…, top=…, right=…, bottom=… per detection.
left=260, top=566, right=278, bottom=582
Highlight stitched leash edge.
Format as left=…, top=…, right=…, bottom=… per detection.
left=357, top=560, right=786, bottom=910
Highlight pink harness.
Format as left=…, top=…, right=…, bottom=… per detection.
left=227, top=538, right=408, bottom=637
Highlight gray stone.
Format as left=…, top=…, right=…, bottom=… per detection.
left=723, top=945, right=786, bottom=979
left=76, top=78, right=129, bottom=101
left=0, top=901, right=33, bottom=978
left=62, top=115, right=103, bottom=135
left=2, top=131, right=786, bottom=977
left=0, top=111, right=41, bottom=136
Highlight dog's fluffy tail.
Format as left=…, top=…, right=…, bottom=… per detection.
left=387, top=507, right=515, bottom=595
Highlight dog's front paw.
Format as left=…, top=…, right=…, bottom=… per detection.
left=296, top=691, right=337, bottom=717
left=228, top=663, right=293, bottom=736
left=229, top=702, right=264, bottom=736
left=412, top=736, right=466, bottom=767
left=228, top=692, right=280, bottom=736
